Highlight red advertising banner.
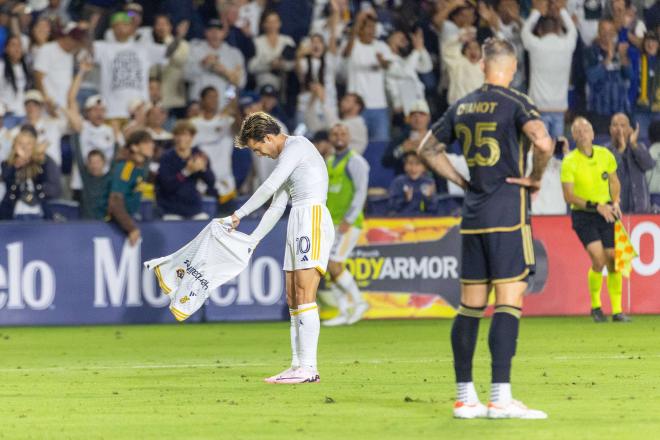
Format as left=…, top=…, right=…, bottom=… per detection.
left=525, top=215, right=660, bottom=316
left=321, top=215, right=659, bottom=319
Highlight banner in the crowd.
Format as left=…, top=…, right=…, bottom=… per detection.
left=0, top=215, right=657, bottom=326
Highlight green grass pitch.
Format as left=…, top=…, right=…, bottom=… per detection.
left=1, top=317, right=659, bottom=439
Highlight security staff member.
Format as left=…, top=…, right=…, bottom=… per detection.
left=560, top=117, right=629, bottom=323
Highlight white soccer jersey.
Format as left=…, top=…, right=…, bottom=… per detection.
left=144, top=220, right=253, bottom=321
left=191, top=114, right=236, bottom=197
left=236, top=136, right=328, bottom=217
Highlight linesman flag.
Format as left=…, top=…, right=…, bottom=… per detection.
left=614, top=221, right=637, bottom=278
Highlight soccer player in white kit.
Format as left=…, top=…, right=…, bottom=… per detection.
left=229, top=112, right=335, bottom=384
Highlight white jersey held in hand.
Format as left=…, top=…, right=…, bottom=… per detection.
left=144, top=220, right=254, bottom=321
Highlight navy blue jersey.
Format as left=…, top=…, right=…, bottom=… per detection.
left=431, top=84, right=541, bottom=233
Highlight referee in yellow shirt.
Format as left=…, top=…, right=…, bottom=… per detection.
left=560, top=117, right=630, bottom=323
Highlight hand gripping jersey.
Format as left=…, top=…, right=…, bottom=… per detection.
left=144, top=221, right=254, bottom=321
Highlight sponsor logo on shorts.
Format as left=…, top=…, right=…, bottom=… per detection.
left=301, top=255, right=309, bottom=262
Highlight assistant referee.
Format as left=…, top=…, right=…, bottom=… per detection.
left=560, top=117, right=630, bottom=323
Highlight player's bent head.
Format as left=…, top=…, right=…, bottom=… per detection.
left=481, top=38, right=517, bottom=79
left=236, top=111, right=282, bottom=158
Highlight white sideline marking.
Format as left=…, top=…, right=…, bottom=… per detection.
left=1, top=354, right=658, bottom=373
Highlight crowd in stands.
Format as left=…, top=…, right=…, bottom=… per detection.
left=0, top=0, right=658, bottom=238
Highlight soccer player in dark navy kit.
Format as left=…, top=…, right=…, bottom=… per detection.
left=418, top=39, right=553, bottom=419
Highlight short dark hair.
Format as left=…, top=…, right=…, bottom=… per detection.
left=482, top=37, right=516, bottom=61
left=87, top=149, right=106, bottom=162
left=403, top=151, right=421, bottom=161
left=649, top=120, right=660, bottom=145
left=200, top=86, right=218, bottom=100
left=344, top=93, right=365, bottom=112
left=125, top=130, right=152, bottom=149
left=235, top=111, right=281, bottom=148
left=18, top=124, right=38, bottom=138
left=312, top=130, right=329, bottom=143
left=534, top=16, right=559, bottom=36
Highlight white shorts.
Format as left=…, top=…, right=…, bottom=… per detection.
left=283, top=204, right=335, bottom=275
left=329, top=225, right=361, bottom=263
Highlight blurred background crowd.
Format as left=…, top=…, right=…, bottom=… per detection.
left=0, top=0, right=658, bottom=232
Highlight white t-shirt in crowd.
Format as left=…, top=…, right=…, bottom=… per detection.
left=345, top=39, right=392, bottom=109
left=247, top=34, right=296, bottom=90
left=33, top=41, right=74, bottom=109
left=104, top=27, right=153, bottom=43
left=93, top=40, right=167, bottom=118
left=185, top=41, right=246, bottom=110
left=191, top=114, right=236, bottom=197
left=531, top=156, right=567, bottom=215
left=521, top=9, right=577, bottom=112
left=237, top=1, right=264, bottom=38
left=71, top=120, right=116, bottom=190
left=0, top=61, right=27, bottom=116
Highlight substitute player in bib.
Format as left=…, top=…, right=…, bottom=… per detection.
left=561, top=117, right=628, bottom=323
left=229, top=112, right=335, bottom=384
left=417, top=38, right=553, bottom=419
left=321, top=123, right=370, bottom=327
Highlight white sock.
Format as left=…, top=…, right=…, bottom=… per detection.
left=490, top=383, right=511, bottom=404
left=331, top=283, right=349, bottom=315
left=336, top=270, right=363, bottom=304
left=289, top=308, right=300, bottom=368
left=297, top=302, right=320, bottom=370
left=456, top=382, right=479, bottom=404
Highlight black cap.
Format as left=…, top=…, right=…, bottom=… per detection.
left=259, top=84, right=278, bottom=97
left=207, top=19, right=223, bottom=30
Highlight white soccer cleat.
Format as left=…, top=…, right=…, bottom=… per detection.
left=264, top=366, right=298, bottom=384
left=322, top=314, right=350, bottom=327
left=453, top=401, right=488, bottom=419
left=264, top=366, right=320, bottom=384
left=487, top=399, right=548, bottom=419
left=347, top=302, right=369, bottom=325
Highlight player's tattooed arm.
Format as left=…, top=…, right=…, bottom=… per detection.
left=524, top=120, right=553, bottom=182
left=507, top=120, right=553, bottom=191
left=418, top=130, right=469, bottom=190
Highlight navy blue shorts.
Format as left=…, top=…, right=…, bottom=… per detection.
left=460, top=226, right=535, bottom=285
left=571, top=210, right=615, bottom=248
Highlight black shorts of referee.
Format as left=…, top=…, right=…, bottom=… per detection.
left=571, top=209, right=615, bottom=248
